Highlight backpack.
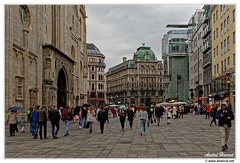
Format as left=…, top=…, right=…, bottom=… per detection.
left=62, top=109, right=71, bottom=121
left=210, top=109, right=215, bottom=117
left=98, top=110, right=105, bottom=121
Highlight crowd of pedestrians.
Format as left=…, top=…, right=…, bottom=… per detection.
left=5, top=100, right=234, bottom=152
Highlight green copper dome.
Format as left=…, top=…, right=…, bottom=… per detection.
left=133, top=43, right=156, bottom=60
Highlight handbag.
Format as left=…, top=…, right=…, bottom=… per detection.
left=86, top=122, right=90, bottom=129
left=75, top=115, right=79, bottom=120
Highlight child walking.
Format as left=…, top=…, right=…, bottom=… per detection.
left=18, top=116, right=26, bottom=133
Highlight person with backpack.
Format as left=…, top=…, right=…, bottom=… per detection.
left=97, top=106, right=107, bottom=134
left=48, top=104, right=61, bottom=139
left=61, top=106, right=72, bottom=137
left=155, top=106, right=163, bottom=126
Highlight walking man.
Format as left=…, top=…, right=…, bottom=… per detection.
left=48, top=104, right=61, bottom=139
left=127, top=106, right=135, bottom=130
left=38, top=105, right=49, bottom=139
left=97, top=106, right=107, bottom=134
left=155, top=106, right=163, bottom=126
left=216, top=102, right=234, bottom=151
left=31, top=106, right=39, bottom=139
left=62, top=106, right=72, bottom=137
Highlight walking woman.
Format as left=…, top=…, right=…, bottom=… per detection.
left=210, top=104, right=218, bottom=126
left=87, top=106, right=96, bottom=133
left=118, top=108, right=127, bottom=131
left=139, top=106, right=148, bottom=136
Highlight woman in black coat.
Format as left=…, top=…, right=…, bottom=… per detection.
left=118, top=108, right=127, bottom=131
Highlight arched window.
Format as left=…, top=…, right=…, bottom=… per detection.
left=92, top=74, right=94, bottom=79
left=91, top=83, right=94, bottom=90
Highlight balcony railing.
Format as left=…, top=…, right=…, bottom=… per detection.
left=203, top=54, right=212, bottom=68
left=201, top=11, right=209, bottom=24
left=202, top=24, right=211, bottom=39
left=88, top=61, right=106, bottom=67
left=202, top=41, right=211, bottom=54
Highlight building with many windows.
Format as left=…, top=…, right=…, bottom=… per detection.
left=210, top=5, right=235, bottom=110
left=106, top=44, right=163, bottom=107
left=5, top=5, right=88, bottom=113
left=162, top=30, right=189, bottom=102
left=188, top=9, right=205, bottom=105
left=201, top=5, right=212, bottom=104
left=86, top=43, right=106, bottom=107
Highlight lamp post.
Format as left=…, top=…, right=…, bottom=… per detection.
left=174, top=69, right=179, bottom=101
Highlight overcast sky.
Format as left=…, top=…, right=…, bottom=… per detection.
left=85, top=4, right=204, bottom=71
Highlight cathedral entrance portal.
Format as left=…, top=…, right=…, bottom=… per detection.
left=57, top=68, right=67, bottom=108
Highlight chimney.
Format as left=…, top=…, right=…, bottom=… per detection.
left=123, top=57, right=127, bottom=62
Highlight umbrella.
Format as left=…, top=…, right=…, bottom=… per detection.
left=175, top=101, right=187, bottom=105
left=156, top=102, right=171, bottom=107
left=8, top=106, right=22, bottom=111
left=82, top=104, right=92, bottom=107
left=119, top=105, right=127, bottom=110
left=109, top=104, right=118, bottom=107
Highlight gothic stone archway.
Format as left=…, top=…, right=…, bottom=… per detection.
left=57, top=68, right=67, bottom=108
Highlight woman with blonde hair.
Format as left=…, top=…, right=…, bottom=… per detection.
left=139, top=106, right=148, bottom=136
left=87, top=106, right=96, bottom=133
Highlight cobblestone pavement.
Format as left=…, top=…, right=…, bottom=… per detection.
left=5, top=112, right=235, bottom=159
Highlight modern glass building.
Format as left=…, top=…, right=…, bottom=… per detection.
left=162, top=30, right=189, bottom=102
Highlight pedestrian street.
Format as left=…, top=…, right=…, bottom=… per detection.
left=5, top=112, right=235, bottom=158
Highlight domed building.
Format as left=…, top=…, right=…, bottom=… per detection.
left=106, top=44, right=164, bottom=107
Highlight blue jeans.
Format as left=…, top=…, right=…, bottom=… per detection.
left=30, top=121, right=34, bottom=134
left=140, top=119, right=146, bottom=133
left=32, top=122, right=39, bottom=136
left=78, top=114, right=82, bottom=127
left=82, top=116, right=87, bottom=128
left=64, top=120, right=70, bottom=136
left=51, top=121, right=60, bottom=137
left=129, top=120, right=133, bottom=128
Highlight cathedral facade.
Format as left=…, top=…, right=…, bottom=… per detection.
left=5, top=5, right=88, bottom=113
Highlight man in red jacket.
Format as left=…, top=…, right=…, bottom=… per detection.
left=61, top=106, right=72, bottom=137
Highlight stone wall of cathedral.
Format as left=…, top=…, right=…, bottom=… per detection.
left=5, top=5, right=88, bottom=114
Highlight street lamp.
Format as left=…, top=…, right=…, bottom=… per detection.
left=174, top=69, right=179, bottom=101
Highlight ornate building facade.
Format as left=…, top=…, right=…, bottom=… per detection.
left=86, top=43, right=106, bottom=107
left=106, top=44, right=163, bottom=107
left=5, top=5, right=88, bottom=113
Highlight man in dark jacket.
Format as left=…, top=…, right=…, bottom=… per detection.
left=48, top=104, right=61, bottom=139
left=127, top=106, right=135, bottom=130
left=38, top=105, right=48, bottom=139
left=146, top=107, right=153, bottom=126
left=98, top=107, right=107, bottom=134
left=155, top=106, right=163, bottom=126
left=216, top=102, right=234, bottom=151
left=82, top=107, right=88, bottom=128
